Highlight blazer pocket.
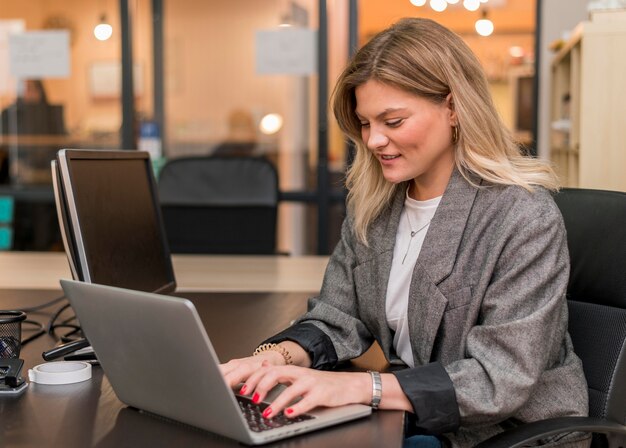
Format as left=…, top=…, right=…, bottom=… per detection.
left=435, top=287, right=474, bottom=363
left=444, top=286, right=473, bottom=311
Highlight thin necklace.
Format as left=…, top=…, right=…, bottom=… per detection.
left=402, top=212, right=431, bottom=264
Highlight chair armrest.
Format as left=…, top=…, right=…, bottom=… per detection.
left=474, top=416, right=626, bottom=448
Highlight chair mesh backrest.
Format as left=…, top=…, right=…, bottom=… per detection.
left=156, top=156, right=278, bottom=254
left=568, top=301, right=626, bottom=420
left=554, top=188, right=626, bottom=424
left=158, top=156, right=278, bottom=206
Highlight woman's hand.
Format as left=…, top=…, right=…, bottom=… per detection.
left=221, top=341, right=312, bottom=389
left=220, top=351, right=286, bottom=389
left=238, top=363, right=371, bottom=419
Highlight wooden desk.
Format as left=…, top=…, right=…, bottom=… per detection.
left=0, top=134, right=75, bottom=147
left=0, top=252, right=330, bottom=292
left=0, top=255, right=405, bottom=447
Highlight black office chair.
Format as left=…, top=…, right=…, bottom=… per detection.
left=477, top=188, right=626, bottom=448
left=157, top=155, right=279, bottom=255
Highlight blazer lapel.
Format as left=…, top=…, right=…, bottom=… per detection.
left=358, top=189, right=404, bottom=361
left=408, top=169, right=480, bottom=365
left=419, top=169, right=480, bottom=284
left=407, top=265, right=449, bottom=365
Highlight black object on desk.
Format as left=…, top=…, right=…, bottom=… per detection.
left=42, top=337, right=90, bottom=361
left=0, top=358, right=27, bottom=394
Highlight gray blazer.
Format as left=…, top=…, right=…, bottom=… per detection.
left=268, top=170, right=589, bottom=447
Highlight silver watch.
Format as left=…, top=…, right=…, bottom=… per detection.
left=368, top=371, right=382, bottom=410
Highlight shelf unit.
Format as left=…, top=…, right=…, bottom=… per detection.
left=550, top=10, right=626, bottom=191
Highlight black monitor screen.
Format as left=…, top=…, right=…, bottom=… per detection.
left=58, top=150, right=175, bottom=294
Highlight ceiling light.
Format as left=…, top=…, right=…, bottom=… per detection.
left=259, top=113, right=283, bottom=135
left=430, top=0, right=448, bottom=11
left=475, top=10, right=494, bottom=36
left=463, top=0, right=481, bottom=11
left=410, top=0, right=428, bottom=6
left=94, top=14, right=112, bottom=41
left=447, top=0, right=461, bottom=4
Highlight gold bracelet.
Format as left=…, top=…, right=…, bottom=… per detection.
left=253, top=343, right=293, bottom=365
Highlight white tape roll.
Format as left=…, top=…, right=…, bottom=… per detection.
left=28, top=361, right=92, bottom=385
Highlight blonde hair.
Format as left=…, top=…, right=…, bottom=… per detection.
left=332, top=18, right=558, bottom=244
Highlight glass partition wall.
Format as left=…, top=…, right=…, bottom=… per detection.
left=160, top=0, right=331, bottom=255
left=0, top=0, right=537, bottom=255
left=0, top=0, right=124, bottom=250
left=0, top=0, right=344, bottom=254
left=159, top=0, right=353, bottom=255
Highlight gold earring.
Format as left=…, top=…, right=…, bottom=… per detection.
left=452, top=126, right=459, bottom=144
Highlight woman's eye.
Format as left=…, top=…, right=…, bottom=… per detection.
left=360, top=122, right=370, bottom=128
left=386, top=119, right=403, bottom=128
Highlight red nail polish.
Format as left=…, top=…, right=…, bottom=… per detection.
left=262, top=407, right=272, bottom=419
left=252, top=393, right=260, bottom=404
left=285, top=408, right=293, bottom=415
left=239, top=385, right=247, bottom=395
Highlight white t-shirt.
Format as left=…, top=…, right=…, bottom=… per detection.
left=385, top=192, right=441, bottom=367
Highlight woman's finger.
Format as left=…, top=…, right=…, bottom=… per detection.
left=262, top=381, right=309, bottom=418
left=281, top=393, right=320, bottom=418
left=238, top=361, right=283, bottom=399
left=246, top=364, right=292, bottom=404
left=223, top=360, right=265, bottom=389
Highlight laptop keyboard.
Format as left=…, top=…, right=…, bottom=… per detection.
left=236, top=395, right=315, bottom=433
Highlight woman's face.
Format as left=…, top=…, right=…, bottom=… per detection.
left=355, top=80, right=456, bottom=200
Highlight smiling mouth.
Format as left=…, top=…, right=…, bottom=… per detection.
left=381, top=155, right=400, bottom=160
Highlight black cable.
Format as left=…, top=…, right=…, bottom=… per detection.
left=52, top=314, right=81, bottom=340
left=47, top=303, right=72, bottom=335
left=21, top=319, right=46, bottom=346
left=13, top=297, right=73, bottom=347
left=60, top=314, right=78, bottom=325
left=40, top=303, right=87, bottom=360
left=18, top=295, right=67, bottom=313
left=46, top=307, right=84, bottom=343
left=57, top=325, right=82, bottom=342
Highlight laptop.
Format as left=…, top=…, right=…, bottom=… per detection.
left=60, top=279, right=372, bottom=445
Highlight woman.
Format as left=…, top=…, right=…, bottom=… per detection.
left=221, top=18, right=589, bottom=447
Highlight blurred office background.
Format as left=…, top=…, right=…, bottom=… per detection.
left=0, top=0, right=600, bottom=255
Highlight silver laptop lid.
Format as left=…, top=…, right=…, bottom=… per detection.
left=60, top=279, right=253, bottom=444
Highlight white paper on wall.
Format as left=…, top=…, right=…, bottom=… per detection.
left=89, top=61, right=144, bottom=98
left=256, top=28, right=317, bottom=75
left=0, top=20, right=25, bottom=94
left=9, top=30, right=71, bottom=78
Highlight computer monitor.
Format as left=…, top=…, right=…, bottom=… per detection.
left=53, top=149, right=176, bottom=294
left=51, top=159, right=81, bottom=281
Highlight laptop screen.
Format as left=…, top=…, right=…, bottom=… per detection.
left=55, top=149, right=176, bottom=294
